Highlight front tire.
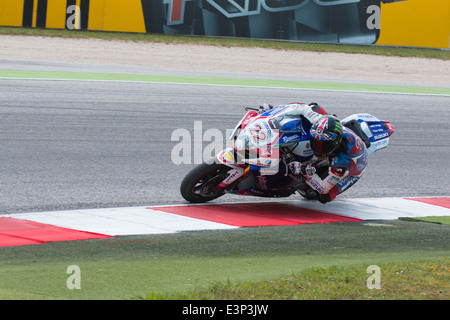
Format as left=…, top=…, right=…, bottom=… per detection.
left=180, top=161, right=232, bottom=203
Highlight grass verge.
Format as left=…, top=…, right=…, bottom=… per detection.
left=1, top=26, right=450, bottom=60
left=0, top=220, right=448, bottom=300
left=400, top=216, right=450, bottom=226
left=414, top=216, right=450, bottom=226
left=143, top=258, right=449, bottom=300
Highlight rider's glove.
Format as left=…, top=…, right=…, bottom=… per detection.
left=288, top=162, right=316, bottom=179
left=288, top=161, right=302, bottom=175
left=301, top=164, right=316, bottom=179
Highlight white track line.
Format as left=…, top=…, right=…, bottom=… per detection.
left=1, top=77, right=449, bottom=97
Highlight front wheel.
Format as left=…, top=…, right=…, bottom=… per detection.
left=180, top=161, right=233, bottom=203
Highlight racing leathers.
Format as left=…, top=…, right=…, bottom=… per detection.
left=271, top=103, right=368, bottom=203
left=302, top=128, right=368, bottom=203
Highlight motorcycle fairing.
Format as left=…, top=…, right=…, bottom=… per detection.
left=218, top=109, right=394, bottom=199
left=341, top=113, right=395, bottom=155
left=228, top=162, right=302, bottom=198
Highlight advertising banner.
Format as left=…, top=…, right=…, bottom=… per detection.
left=0, top=0, right=449, bottom=49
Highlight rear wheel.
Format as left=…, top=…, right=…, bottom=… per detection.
left=180, top=161, right=232, bottom=203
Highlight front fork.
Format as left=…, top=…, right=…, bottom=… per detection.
left=216, top=148, right=249, bottom=189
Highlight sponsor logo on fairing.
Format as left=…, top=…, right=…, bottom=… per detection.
left=374, top=132, right=389, bottom=140
left=171, top=121, right=280, bottom=174
left=282, top=134, right=301, bottom=144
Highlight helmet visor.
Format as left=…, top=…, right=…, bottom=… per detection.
left=310, top=133, right=340, bottom=156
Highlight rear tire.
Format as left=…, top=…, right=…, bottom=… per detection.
left=180, top=161, right=232, bottom=203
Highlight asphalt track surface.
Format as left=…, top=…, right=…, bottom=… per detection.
left=0, top=63, right=449, bottom=215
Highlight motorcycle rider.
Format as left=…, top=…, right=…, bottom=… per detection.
left=262, top=103, right=368, bottom=204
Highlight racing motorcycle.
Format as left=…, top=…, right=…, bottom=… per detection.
left=180, top=103, right=394, bottom=203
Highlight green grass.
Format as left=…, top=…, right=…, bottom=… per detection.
left=0, top=220, right=448, bottom=300
left=1, top=26, right=450, bottom=60
left=2, top=69, right=450, bottom=96
left=146, top=258, right=449, bottom=300
left=414, top=216, right=450, bottom=226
